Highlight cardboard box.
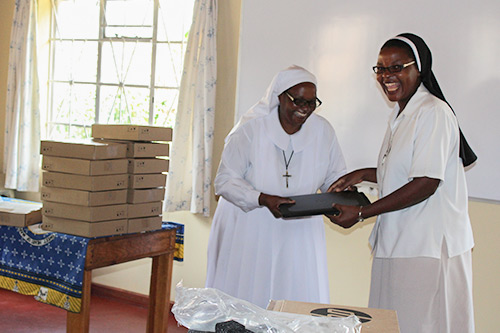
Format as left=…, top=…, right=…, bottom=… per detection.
left=40, top=139, right=127, bottom=160
left=99, top=140, right=169, bottom=158
left=42, top=156, right=128, bottom=176
left=128, top=174, right=167, bottom=189
left=91, top=124, right=173, bottom=142
left=0, top=198, right=42, bottom=227
left=127, top=216, right=162, bottom=233
left=41, top=187, right=128, bottom=206
left=127, top=188, right=165, bottom=204
left=42, top=202, right=127, bottom=222
left=128, top=201, right=162, bottom=218
left=125, top=141, right=169, bottom=158
left=128, top=158, right=169, bottom=174
left=42, top=216, right=127, bottom=237
left=267, top=300, right=400, bottom=333
left=42, top=172, right=128, bottom=191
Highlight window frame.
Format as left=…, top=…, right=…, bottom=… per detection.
left=46, top=0, right=190, bottom=139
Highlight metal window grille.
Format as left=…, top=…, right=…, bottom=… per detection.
left=46, top=0, right=194, bottom=139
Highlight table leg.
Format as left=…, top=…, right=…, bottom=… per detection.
left=67, top=269, right=92, bottom=333
left=147, top=253, right=174, bottom=333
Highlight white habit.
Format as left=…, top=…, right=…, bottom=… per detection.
left=206, top=106, right=346, bottom=308
left=369, top=85, right=475, bottom=333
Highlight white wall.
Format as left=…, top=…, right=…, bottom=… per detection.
left=236, top=0, right=500, bottom=202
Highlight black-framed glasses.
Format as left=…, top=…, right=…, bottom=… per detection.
left=372, top=60, right=416, bottom=74
left=284, top=91, right=322, bottom=110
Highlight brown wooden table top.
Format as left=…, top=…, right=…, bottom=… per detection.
left=85, top=227, right=177, bottom=270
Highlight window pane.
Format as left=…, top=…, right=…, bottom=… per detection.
left=70, top=84, right=97, bottom=125
left=100, top=41, right=152, bottom=86
left=158, top=0, right=195, bottom=42
left=51, top=82, right=72, bottom=123
left=48, top=83, right=95, bottom=139
left=50, top=83, right=96, bottom=124
left=47, top=124, right=70, bottom=140
left=105, top=27, right=153, bottom=39
left=53, top=41, right=98, bottom=82
left=48, top=0, right=193, bottom=141
left=155, top=43, right=183, bottom=88
left=99, top=85, right=150, bottom=125
left=105, top=0, right=154, bottom=38
left=153, top=88, right=178, bottom=128
left=48, top=124, right=92, bottom=140
left=54, top=0, right=99, bottom=39
left=68, top=126, right=92, bottom=139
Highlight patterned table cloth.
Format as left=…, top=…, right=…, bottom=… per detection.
left=0, top=221, right=184, bottom=313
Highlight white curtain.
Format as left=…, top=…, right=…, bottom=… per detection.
left=3, top=0, right=41, bottom=192
left=164, top=0, right=217, bottom=217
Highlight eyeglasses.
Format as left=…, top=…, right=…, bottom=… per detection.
left=372, top=61, right=416, bottom=75
left=284, top=91, right=322, bottom=110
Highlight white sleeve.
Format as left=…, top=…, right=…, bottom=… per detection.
left=214, top=129, right=261, bottom=212
left=409, top=104, right=456, bottom=181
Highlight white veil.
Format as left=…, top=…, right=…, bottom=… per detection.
left=227, top=65, right=317, bottom=140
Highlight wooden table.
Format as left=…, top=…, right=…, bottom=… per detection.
left=66, top=227, right=177, bottom=333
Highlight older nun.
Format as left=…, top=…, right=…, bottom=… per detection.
left=206, top=65, right=346, bottom=308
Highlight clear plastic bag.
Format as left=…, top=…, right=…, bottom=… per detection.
left=172, top=282, right=361, bottom=333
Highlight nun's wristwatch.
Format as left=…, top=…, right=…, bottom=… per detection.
left=357, top=207, right=364, bottom=222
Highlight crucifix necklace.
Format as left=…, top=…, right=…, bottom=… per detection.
left=282, top=150, right=294, bottom=188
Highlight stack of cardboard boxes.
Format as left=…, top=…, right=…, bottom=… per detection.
left=92, top=124, right=171, bottom=234
left=40, top=124, right=171, bottom=237
left=40, top=139, right=130, bottom=237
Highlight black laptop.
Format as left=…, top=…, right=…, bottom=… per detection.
left=279, top=191, right=371, bottom=218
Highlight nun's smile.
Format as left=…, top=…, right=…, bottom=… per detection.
left=376, top=46, right=420, bottom=112
left=383, top=82, right=400, bottom=92
left=293, top=108, right=309, bottom=118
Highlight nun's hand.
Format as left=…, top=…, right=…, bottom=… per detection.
left=259, top=193, right=295, bottom=218
left=328, top=170, right=366, bottom=192
left=326, top=204, right=360, bottom=229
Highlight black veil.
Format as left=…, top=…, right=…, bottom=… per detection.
left=393, top=33, right=477, bottom=167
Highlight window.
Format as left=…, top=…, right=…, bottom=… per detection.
left=46, top=0, right=195, bottom=140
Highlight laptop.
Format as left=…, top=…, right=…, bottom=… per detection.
left=279, top=191, right=371, bottom=218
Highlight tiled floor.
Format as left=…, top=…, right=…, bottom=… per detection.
left=0, top=288, right=188, bottom=333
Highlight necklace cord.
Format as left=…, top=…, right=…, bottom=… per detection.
left=283, top=150, right=294, bottom=168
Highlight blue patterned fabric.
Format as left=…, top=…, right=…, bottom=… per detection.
left=165, top=221, right=184, bottom=262
left=1, top=221, right=185, bottom=312
left=0, top=224, right=89, bottom=312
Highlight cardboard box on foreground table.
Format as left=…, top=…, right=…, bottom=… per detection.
left=41, top=187, right=128, bottom=206
left=0, top=198, right=42, bottom=227
left=91, top=124, right=173, bottom=142
left=42, top=202, right=127, bottom=222
left=40, top=139, right=127, bottom=160
left=127, top=201, right=162, bottom=218
left=127, top=216, right=162, bottom=233
left=42, top=156, right=128, bottom=176
left=42, top=216, right=127, bottom=238
left=42, top=172, right=128, bottom=191
left=267, top=300, right=400, bottom=333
